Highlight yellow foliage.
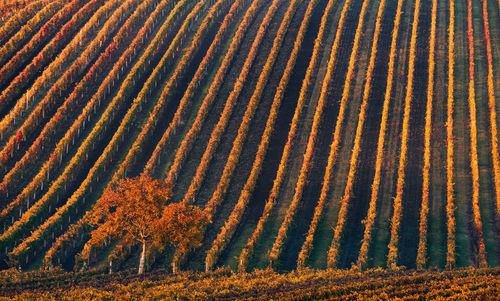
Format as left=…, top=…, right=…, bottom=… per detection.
left=325, top=0, right=374, bottom=269
left=386, top=0, right=421, bottom=269
left=466, top=0, right=487, bottom=268
left=146, top=0, right=266, bottom=181
left=239, top=0, right=338, bottom=272
left=356, top=0, right=404, bottom=270
left=480, top=0, right=500, bottom=219
left=445, top=0, right=456, bottom=270
left=180, top=0, right=282, bottom=206
left=114, top=0, right=236, bottom=182
left=206, top=0, right=317, bottom=271
left=416, top=0, right=437, bottom=270
left=268, top=0, right=354, bottom=267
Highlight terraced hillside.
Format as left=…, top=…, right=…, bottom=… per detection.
left=0, top=0, right=498, bottom=274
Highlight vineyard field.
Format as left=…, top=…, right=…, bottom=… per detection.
left=0, top=266, right=498, bottom=299
left=0, top=0, right=498, bottom=278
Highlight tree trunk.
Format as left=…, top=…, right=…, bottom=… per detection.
left=138, top=242, right=146, bottom=274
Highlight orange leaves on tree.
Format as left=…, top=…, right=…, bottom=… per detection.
left=80, top=174, right=209, bottom=274
left=160, top=202, right=210, bottom=261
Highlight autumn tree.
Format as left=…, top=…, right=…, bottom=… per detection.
left=79, top=174, right=209, bottom=274
left=160, top=201, right=211, bottom=273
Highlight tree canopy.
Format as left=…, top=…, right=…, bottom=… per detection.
left=79, top=174, right=210, bottom=274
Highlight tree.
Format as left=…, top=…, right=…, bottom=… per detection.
left=79, top=174, right=209, bottom=274
left=160, top=201, right=211, bottom=273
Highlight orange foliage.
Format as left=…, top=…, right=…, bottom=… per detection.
left=205, top=0, right=317, bottom=271
left=445, top=0, right=456, bottom=270
left=325, top=0, right=374, bottom=269
left=387, top=0, right=421, bottom=269
left=480, top=0, right=500, bottom=218
left=113, top=0, right=237, bottom=182
left=357, top=0, right=404, bottom=270
left=180, top=0, right=281, bottom=206
left=416, top=0, right=437, bottom=270
left=78, top=175, right=208, bottom=274
left=79, top=174, right=172, bottom=258
left=238, top=0, right=338, bottom=272
left=268, top=0, right=353, bottom=267
left=145, top=0, right=265, bottom=180
left=466, top=0, right=487, bottom=268
left=160, top=202, right=211, bottom=265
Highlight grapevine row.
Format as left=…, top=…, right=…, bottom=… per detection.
left=110, top=0, right=240, bottom=183
left=299, top=0, right=386, bottom=270
left=40, top=0, right=192, bottom=268
left=416, top=0, right=437, bottom=270
left=0, top=0, right=47, bottom=46
left=150, top=0, right=265, bottom=184
left=0, top=0, right=145, bottom=224
left=0, top=0, right=66, bottom=70
left=0, top=0, right=190, bottom=264
left=466, top=0, right=487, bottom=268
left=386, top=0, right=421, bottom=269
left=180, top=0, right=282, bottom=205
left=0, top=0, right=104, bottom=121
left=238, top=0, right=337, bottom=271
left=267, top=0, right=353, bottom=266
left=321, top=0, right=372, bottom=268
left=172, top=0, right=284, bottom=271
left=205, top=0, right=310, bottom=270
left=480, top=0, right=500, bottom=218
left=445, top=0, right=456, bottom=270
